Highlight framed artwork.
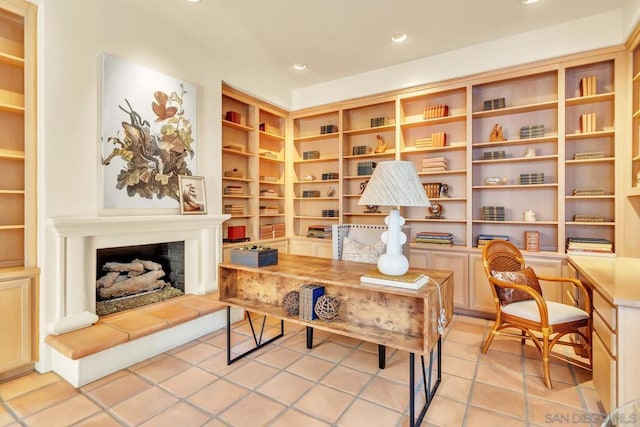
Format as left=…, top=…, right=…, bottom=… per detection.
left=100, top=53, right=197, bottom=212
left=178, top=175, right=207, bottom=215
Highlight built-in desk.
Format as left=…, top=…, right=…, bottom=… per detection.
left=567, top=256, right=640, bottom=413
left=218, top=254, right=454, bottom=427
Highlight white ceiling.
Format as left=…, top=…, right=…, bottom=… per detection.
left=119, top=0, right=626, bottom=90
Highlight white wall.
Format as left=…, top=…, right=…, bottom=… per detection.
left=291, top=10, right=626, bottom=110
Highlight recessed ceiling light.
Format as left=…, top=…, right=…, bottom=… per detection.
left=188, top=0, right=201, bottom=3
left=391, top=33, right=408, bottom=43
left=520, top=0, right=539, bottom=4
left=294, top=64, right=307, bottom=71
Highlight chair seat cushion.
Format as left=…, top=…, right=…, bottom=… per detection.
left=501, top=300, right=589, bottom=324
left=341, top=236, right=385, bottom=264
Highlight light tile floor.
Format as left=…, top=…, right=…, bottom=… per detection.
left=0, top=314, right=605, bottom=426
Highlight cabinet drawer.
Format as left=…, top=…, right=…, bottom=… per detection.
left=592, top=331, right=616, bottom=414
left=593, top=291, right=616, bottom=331
left=593, top=310, right=616, bottom=357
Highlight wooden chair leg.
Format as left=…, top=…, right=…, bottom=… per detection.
left=542, top=332, right=552, bottom=389
left=521, top=330, right=526, bottom=345
left=482, top=321, right=500, bottom=354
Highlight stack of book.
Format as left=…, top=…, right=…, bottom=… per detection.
left=415, top=137, right=434, bottom=149
left=566, top=237, right=613, bottom=255
left=482, top=206, right=505, bottom=221
left=259, top=205, right=279, bottom=215
left=415, top=231, right=453, bottom=246
left=260, top=189, right=278, bottom=197
left=520, top=173, right=544, bottom=185
left=299, top=284, right=325, bottom=320
left=224, top=204, right=244, bottom=215
left=307, top=225, right=332, bottom=239
left=423, top=104, right=449, bottom=119
left=370, top=117, right=392, bottom=127
left=352, top=145, right=372, bottom=155
left=573, top=188, right=605, bottom=196
left=573, top=214, right=605, bottom=222
left=477, top=234, right=510, bottom=248
left=224, top=169, right=244, bottom=178
left=422, top=157, right=448, bottom=172
left=357, top=161, right=376, bottom=176
left=259, top=176, right=279, bottom=183
left=579, top=112, right=597, bottom=133
left=260, top=223, right=285, bottom=239
left=360, top=270, right=428, bottom=290
left=302, top=190, right=320, bottom=198
left=574, top=151, right=604, bottom=160
left=321, top=172, right=339, bottom=180
left=579, top=75, right=597, bottom=97
left=224, top=185, right=243, bottom=195
left=320, top=124, right=338, bottom=134
left=483, top=150, right=506, bottom=160
left=321, top=209, right=339, bottom=217
left=520, top=124, right=545, bottom=139
left=431, top=132, right=447, bottom=147
left=483, top=97, right=506, bottom=110
left=261, top=151, right=279, bottom=159
left=303, top=150, right=320, bottom=160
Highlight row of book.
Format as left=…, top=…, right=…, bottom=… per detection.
left=482, top=206, right=505, bottom=221
left=303, top=150, right=320, bottom=160
left=574, top=151, right=604, bottom=160
left=260, top=189, right=278, bottom=197
left=299, top=285, right=325, bottom=320
left=415, top=132, right=447, bottom=149
left=357, top=161, right=376, bottom=176
left=415, top=231, right=453, bottom=246
left=483, top=150, right=506, bottom=160
left=573, top=214, right=605, bottom=222
left=370, top=117, right=392, bottom=127
left=320, top=124, right=338, bottom=134
left=566, top=237, right=612, bottom=254
left=422, top=156, right=448, bottom=172
left=322, top=172, right=339, bottom=180
left=224, top=185, right=244, bottom=195
left=352, top=145, right=372, bottom=155
left=520, top=173, right=544, bottom=185
left=224, top=204, right=244, bottom=215
left=423, top=104, right=449, bottom=120
left=307, top=225, right=332, bottom=239
left=573, top=188, right=605, bottom=196
left=259, top=206, right=279, bottom=215
left=477, top=234, right=509, bottom=248
left=483, top=97, right=506, bottom=111
left=321, top=209, right=339, bottom=217
left=579, top=112, right=597, bottom=133
left=302, top=190, right=320, bottom=198
left=579, top=75, right=597, bottom=97
left=520, top=124, right=544, bottom=139
left=260, top=223, right=285, bottom=240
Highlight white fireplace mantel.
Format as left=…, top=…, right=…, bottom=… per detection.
left=47, top=214, right=230, bottom=334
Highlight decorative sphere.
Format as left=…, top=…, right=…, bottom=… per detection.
left=282, top=291, right=299, bottom=316
left=314, top=295, right=341, bottom=321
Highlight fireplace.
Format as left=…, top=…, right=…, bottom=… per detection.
left=47, top=214, right=230, bottom=333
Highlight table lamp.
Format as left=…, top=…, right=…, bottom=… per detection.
left=358, top=160, right=431, bottom=276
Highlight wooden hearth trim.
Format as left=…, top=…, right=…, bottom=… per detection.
left=45, top=293, right=224, bottom=360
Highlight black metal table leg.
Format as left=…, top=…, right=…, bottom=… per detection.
left=378, top=344, right=386, bottom=369
left=408, top=336, right=442, bottom=427
left=226, top=307, right=284, bottom=365
left=306, top=326, right=313, bottom=349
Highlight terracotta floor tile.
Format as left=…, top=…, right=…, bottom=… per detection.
left=525, top=357, right=576, bottom=385
left=100, top=310, right=168, bottom=339
left=79, top=370, right=129, bottom=393
left=257, top=371, right=314, bottom=405
left=442, top=340, right=481, bottom=361
left=527, top=395, right=592, bottom=425
left=357, top=340, right=380, bottom=354
left=22, top=395, right=101, bottom=427
left=270, top=408, right=331, bottom=427
left=6, top=380, right=79, bottom=418
left=286, top=355, right=336, bottom=381
left=338, top=398, right=403, bottom=426
left=220, top=392, right=286, bottom=426
left=0, top=404, right=16, bottom=426
left=172, top=341, right=223, bottom=364
left=470, top=382, right=526, bottom=419
left=199, top=351, right=249, bottom=377
left=73, top=411, right=123, bottom=427
left=139, top=401, right=211, bottom=426
left=423, top=395, right=466, bottom=426
left=110, top=387, right=179, bottom=425
left=279, top=333, right=314, bottom=354
left=188, top=378, right=250, bottom=415
left=132, top=354, right=192, bottom=383
left=0, top=372, right=60, bottom=401
left=225, top=360, right=280, bottom=389
left=327, top=334, right=362, bottom=348
left=255, top=346, right=302, bottom=368
left=441, top=354, right=477, bottom=380
left=436, top=374, right=472, bottom=403
left=308, top=341, right=353, bottom=363
left=475, top=362, right=524, bottom=392
left=140, top=302, right=199, bottom=326
left=159, top=366, right=218, bottom=398
left=295, top=384, right=354, bottom=424
left=374, top=356, right=409, bottom=384
left=86, top=372, right=151, bottom=407
left=445, top=329, right=485, bottom=347
left=322, top=365, right=373, bottom=395
left=525, top=375, right=585, bottom=409
left=206, top=330, right=250, bottom=349
left=360, top=376, right=410, bottom=411
left=466, top=405, right=528, bottom=426
left=478, top=348, right=524, bottom=371
left=340, top=349, right=381, bottom=374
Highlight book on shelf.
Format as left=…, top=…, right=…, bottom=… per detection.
left=524, top=231, right=540, bottom=252
left=477, top=234, right=510, bottom=248
left=423, top=104, right=449, bottom=120
left=299, top=284, right=325, bottom=320
left=416, top=231, right=453, bottom=245
left=307, top=225, right=332, bottom=239
left=360, top=270, right=429, bottom=290
left=566, top=250, right=615, bottom=258
left=579, top=112, right=596, bottom=133
left=566, top=237, right=613, bottom=254
left=579, top=75, right=597, bottom=97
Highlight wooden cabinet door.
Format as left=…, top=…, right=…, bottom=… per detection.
left=430, top=251, right=468, bottom=308
left=0, top=278, right=33, bottom=373
left=469, top=254, right=495, bottom=314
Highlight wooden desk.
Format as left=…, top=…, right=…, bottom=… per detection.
left=568, top=256, right=640, bottom=413
left=218, top=254, right=454, bottom=427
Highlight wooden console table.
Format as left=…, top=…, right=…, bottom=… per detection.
left=218, top=254, right=454, bottom=426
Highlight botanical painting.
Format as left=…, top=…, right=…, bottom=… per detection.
left=101, top=53, right=197, bottom=210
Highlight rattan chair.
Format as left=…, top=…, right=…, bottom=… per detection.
left=481, top=240, right=592, bottom=388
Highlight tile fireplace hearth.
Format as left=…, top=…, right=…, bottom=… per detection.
left=45, top=215, right=243, bottom=386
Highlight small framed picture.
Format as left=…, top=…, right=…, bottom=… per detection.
left=178, top=175, right=207, bottom=214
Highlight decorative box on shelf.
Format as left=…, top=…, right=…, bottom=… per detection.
left=231, top=246, right=278, bottom=267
